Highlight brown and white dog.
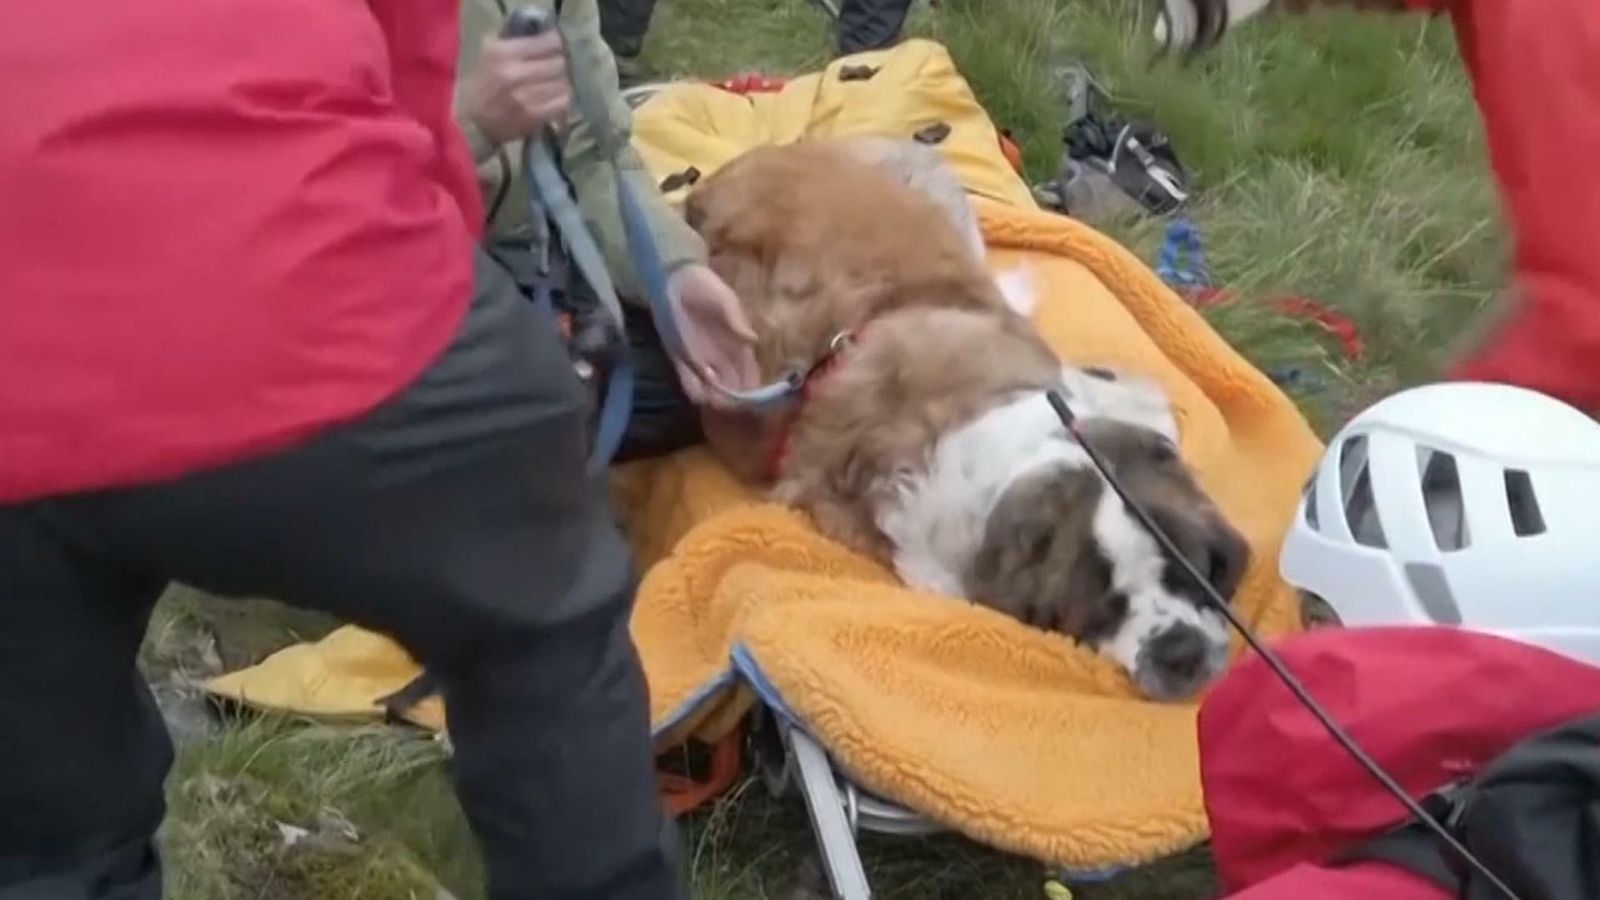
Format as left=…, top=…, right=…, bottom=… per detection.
left=684, top=138, right=1249, bottom=701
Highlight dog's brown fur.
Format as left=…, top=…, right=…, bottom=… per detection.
left=685, top=140, right=1063, bottom=559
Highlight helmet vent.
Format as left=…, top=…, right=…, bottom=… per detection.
left=1403, top=561, right=1463, bottom=625
left=1418, top=449, right=1468, bottom=552
left=1504, top=469, right=1546, bottom=537
left=1303, top=476, right=1320, bottom=529
left=1338, top=435, right=1387, bottom=548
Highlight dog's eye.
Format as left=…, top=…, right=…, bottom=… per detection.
left=1150, top=439, right=1178, bottom=463
left=1205, top=548, right=1235, bottom=599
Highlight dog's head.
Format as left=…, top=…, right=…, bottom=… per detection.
left=966, top=389, right=1249, bottom=701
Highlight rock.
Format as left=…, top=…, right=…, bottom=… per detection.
left=150, top=678, right=218, bottom=745
left=276, top=822, right=311, bottom=848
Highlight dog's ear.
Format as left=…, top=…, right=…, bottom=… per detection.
left=1202, top=516, right=1250, bottom=601
left=1136, top=480, right=1251, bottom=606
left=969, top=466, right=1116, bottom=637
left=970, top=514, right=1069, bottom=632
left=1064, top=569, right=1129, bottom=647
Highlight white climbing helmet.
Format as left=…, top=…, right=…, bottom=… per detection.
left=1280, top=382, right=1600, bottom=668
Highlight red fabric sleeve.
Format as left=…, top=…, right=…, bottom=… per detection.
left=1437, top=0, right=1600, bottom=412
left=0, top=0, right=482, bottom=500
left=1200, top=628, right=1600, bottom=893
left=366, top=0, right=485, bottom=237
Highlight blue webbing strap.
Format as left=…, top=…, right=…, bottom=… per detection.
left=522, top=138, right=636, bottom=472
left=1154, top=215, right=1212, bottom=290
left=558, top=47, right=804, bottom=410
left=518, top=11, right=801, bottom=472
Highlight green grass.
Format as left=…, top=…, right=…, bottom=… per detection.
left=140, top=0, right=1502, bottom=896
left=161, top=719, right=475, bottom=900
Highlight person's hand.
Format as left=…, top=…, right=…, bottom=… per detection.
left=465, top=31, right=571, bottom=145
left=666, top=265, right=761, bottom=409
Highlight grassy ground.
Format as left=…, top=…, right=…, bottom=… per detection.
left=140, top=0, right=1501, bottom=897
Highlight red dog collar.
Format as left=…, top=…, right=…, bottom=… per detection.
left=762, top=329, right=863, bottom=481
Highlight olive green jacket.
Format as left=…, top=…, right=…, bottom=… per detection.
left=455, top=0, right=706, bottom=301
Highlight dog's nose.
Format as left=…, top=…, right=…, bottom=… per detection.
left=1146, top=623, right=1209, bottom=682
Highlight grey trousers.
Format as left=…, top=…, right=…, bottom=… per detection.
left=0, top=248, right=682, bottom=900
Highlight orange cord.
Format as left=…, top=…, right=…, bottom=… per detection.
left=656, top=724, right=746, bottom=817
left=998, top=131, right=1025, bottom=174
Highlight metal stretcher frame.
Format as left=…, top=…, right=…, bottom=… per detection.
left=749, top=706, right=944, bottom=900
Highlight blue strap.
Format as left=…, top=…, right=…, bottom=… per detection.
left=523, top=137, right=633, bottom=473
left=558, top=43, right=802, bottom=411
left=610, top=163, right=803, bottom=411
left=520, top=19, right=802, bottom=472
left=1154, top=216, right=1212, bottom=290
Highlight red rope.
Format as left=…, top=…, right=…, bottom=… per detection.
left=762, top=348, right=847, bottom=482
left=1189, top=287, right=1364, bottom=361
left=713, top=73, right=789, bottom=95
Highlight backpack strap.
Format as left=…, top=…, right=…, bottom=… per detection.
left=1334, top=783, right=1471, bottom=894
left=377, top=670, right=441, bottom=723
left=1342, top=822, right=1464, bottom=893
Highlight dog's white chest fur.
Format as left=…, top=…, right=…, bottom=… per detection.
left=874, top=367, right=1181, bottom=598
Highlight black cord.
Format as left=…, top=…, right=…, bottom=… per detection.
left=1044, top=390, right=1523, bottom=900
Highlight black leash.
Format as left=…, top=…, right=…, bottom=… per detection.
left=1044, top=390, right=1524, bottom=900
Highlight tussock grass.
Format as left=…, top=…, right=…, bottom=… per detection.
left=161, top=717, right=476, bottom=899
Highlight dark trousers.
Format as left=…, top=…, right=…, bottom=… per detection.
left=838, top=0, right=914, bottom=54
left=598, top=0, right=659, bottom=59
left=0, top=248, right=683, bottom=900
left=598, top=0, right=915, bottom=60
left=614, top=301, right=705, bottom=463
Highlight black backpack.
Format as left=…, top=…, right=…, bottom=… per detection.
left=1341, top=713, right=1600, bottom=900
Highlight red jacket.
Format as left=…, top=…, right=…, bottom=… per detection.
left=0, top=0, right=482, bottom=503
left=1420, top=0, right=1600, bottom=411
left=1201, top=628, right=1600, bottom=898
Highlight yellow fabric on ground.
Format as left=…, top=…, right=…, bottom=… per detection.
left=626, top=40, right=1037, bottom=211
left=205, top=39, right=1322, bottom=870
